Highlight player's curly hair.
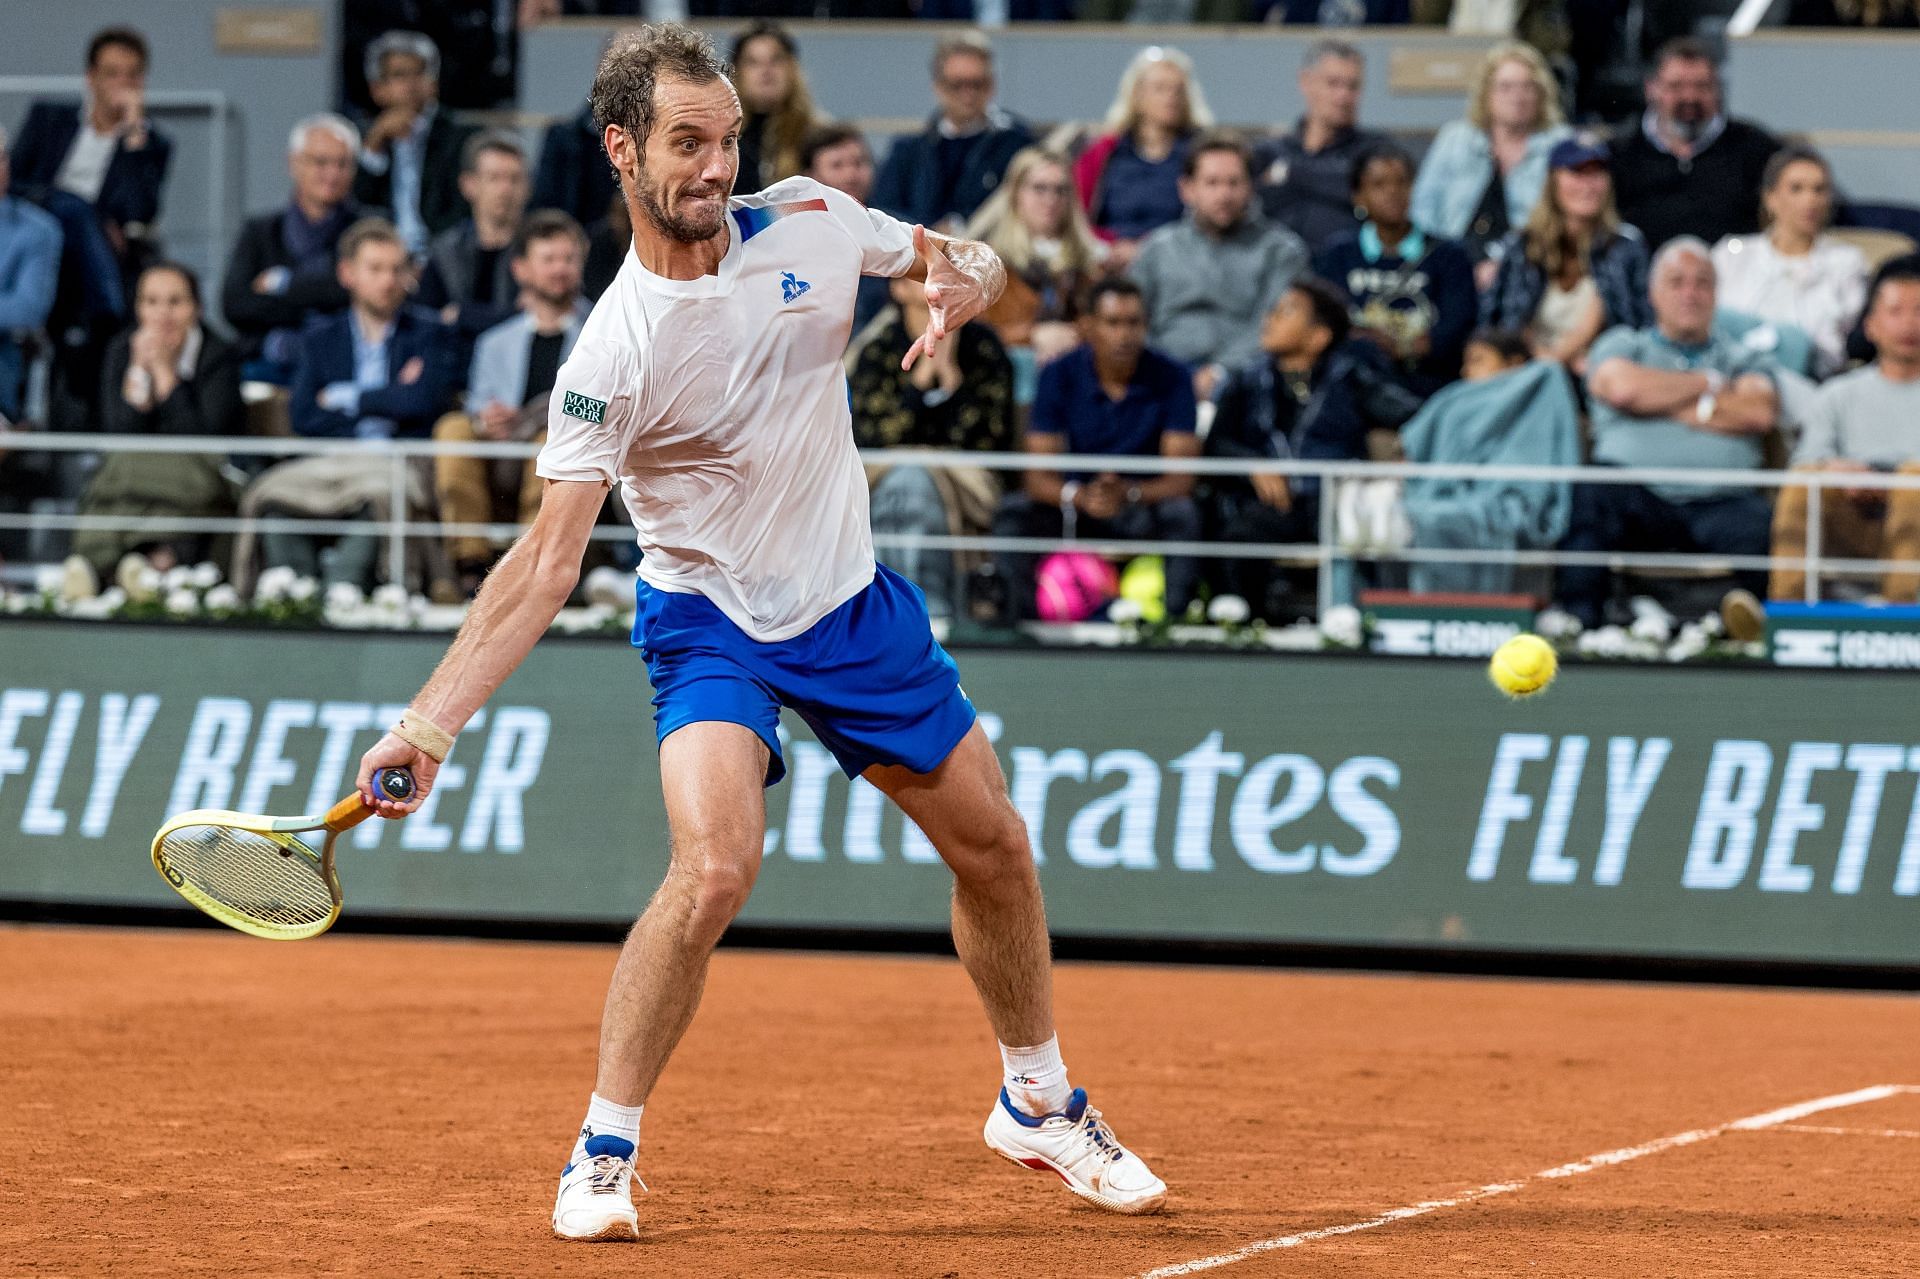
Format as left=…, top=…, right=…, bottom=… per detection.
left=589, top=24, right=730, bottom=148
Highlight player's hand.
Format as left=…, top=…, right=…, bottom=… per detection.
left=901, top=225, right=988, bottom=372
left=355, top=732, right=437, bottom=818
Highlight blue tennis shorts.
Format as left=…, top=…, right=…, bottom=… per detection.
left=632, top=564, right=976, bottom=787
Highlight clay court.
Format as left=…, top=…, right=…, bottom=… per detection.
left=3, top=925, right=1916, bottom=1277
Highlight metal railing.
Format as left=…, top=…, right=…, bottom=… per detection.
left=2, top=430, right=1913, bottom=609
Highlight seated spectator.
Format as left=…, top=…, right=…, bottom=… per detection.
left=11, top=26, right=171, bottom=333
left=1410, top=41, right=1571, bottom=280
left=1482, top=137, right=1651, bottom=371
left=1712, top=145, right=1868, bottom=380
left=1555, top=238, right=1780, bottom=629
left=353, top=31, right=475, bottom=255
left=1131, top=133, right=1310, bottom=400
left=1461, top=326, right=1531, bottom=381
left=253, top=219, right=456, bottom=591
left=1203, top=278, right=1375, bottom=619
left=802, top=124, right=889, bottom=333
left=1770, top=263, right=1920, bottom=602
left=583, top=193, right=629, bottom=305
left=731, top=22, right=822, bottom=195
left=964, top=147, right=1108, bottom=374
left=850, top=275, right=1015, bottom=617
left=1316, top=142, right=1476, bottom=395
left=1073, top=46, right=1214, bottom=268
left=533, top=100, right=619, bottom=229
left=991, top=278, right=1202, bottom=621
left=222, top=113, right=364, bottom=383
left=433, top=210, right=590, bottom=597
left=871, top=32, right=1033, bottom=231
left=1608, top=38, right=1780, bottom=251
left=1252, top=40, right=1387, bottom=252
left=418, top=131, right=531, bottom=347
left=0, top=127, right=62, bottom=422
left=67, top=263, right=241, bottom=585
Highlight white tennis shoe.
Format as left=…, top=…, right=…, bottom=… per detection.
left=552, top=1134, right=643, bottom=1242
left=983, top=1087, right=1167, bottom=1214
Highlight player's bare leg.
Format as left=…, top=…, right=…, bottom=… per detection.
left=601, top=720, right=769, bottom=1104
left=867, top=724, right=1167, bottom=1213
left=866, top=725, right=1053, bottom=1046
left=554, top=720, right=768, bottom=1241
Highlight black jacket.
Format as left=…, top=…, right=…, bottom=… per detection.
left=98, top=327, right=243, bottom=437
left=351, top=110, right=476, bottom=242
left=871, top=109, right=1033, bottom=228
left=221, top=204, right=368, bottom=356
left=417, top=219, right=518, bottom=339
left=532, top=104, right=619, bottom=227
left=1609, top=117, right=1781, bottom=250
left=290, top=306, right=458, bottom=439
left=10, top=101, right=173, bottom=229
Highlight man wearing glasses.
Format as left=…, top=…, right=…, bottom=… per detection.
left=872, top=31, right=1033, bottom=232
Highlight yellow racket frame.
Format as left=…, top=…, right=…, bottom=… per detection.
left=151, top=792, right=376, bottom=941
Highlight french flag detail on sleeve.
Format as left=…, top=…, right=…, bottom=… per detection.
left=733, top=198, right=830, bottom=242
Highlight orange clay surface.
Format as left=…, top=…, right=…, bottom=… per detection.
left=3, top=924, right=1918, bottom=1277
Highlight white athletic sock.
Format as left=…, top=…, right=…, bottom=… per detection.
left=1000, top=1036, right=1072, bottom=1116
left=570, top=1092, right=644, bottom=1166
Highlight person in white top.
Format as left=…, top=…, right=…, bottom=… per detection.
left=352, top=24, right=1166, bottom=1240
left=1712, top=145, right=1868, bottom=379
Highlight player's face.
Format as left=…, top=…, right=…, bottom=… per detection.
left=1865, top=280, right=1920, bottom=367
left=629, top=76, right=741, bottom=245
left=807, top=139, right=872, bottom=204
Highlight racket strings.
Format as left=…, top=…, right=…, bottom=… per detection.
left=157, top=824, right=335, bottom=929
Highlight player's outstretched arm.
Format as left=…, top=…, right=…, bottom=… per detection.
left=901, top=224, right=1006, bottom=372
left=354, top=478, right=609, bottom=816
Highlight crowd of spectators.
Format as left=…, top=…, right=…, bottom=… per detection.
left=3, top=17, right=1920, bottom=635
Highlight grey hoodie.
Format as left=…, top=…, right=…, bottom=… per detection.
left=1129, top=211, right=1310, bottom=373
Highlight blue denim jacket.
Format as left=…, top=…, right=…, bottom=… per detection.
left=1410, top=120, right=1572, bottom=242
left=1480, top=225, right=1653, bottom=336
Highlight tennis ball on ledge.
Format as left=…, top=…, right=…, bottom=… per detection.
left=1489, top=633, right=1558, bottom=698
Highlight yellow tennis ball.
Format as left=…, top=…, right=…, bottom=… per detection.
left=1489, top=634, right=1558, bottom=698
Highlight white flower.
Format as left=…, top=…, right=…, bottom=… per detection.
left=204, top=584, right=241, bottom=612
left=1533, top=607, right=1583, bottom=640
left=33, top=564, right=65, bottom=596
left=1698, top=611, right=1726, bottom=639
left=97, top=587, right=127, bottom=612
left=67, top=594, right=119, bottom=620
left=163, top=565, right=196, bottom=592
left=1106, top=596, right=1145, bottom=624
left=1577, top=625, right=1635, bottom=658
left=165, top=587, right=200, bottom=616
left=1628, top=612, right=1672, bottom=645
left=324, top=582, right=364, bottom=611
left=583, top=565, right=631, bottom=609
left=190, top=562, right=222, bottom=589
left=126, top=562, right=163, bottom=602
left=254, top=565, right=296, bottom=602
left=1320, top=604, right=1364, bottom=647
left=1207, top=594, right=1251, bottom=625
left=371, top=582, right=410, bottom=612
left=287, top=575, right=319, bottom=603
left=3, top=592, right=32, bottom=614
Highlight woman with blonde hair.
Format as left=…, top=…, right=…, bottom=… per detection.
left=966, top=146, right=1109, bottom=370
left=729, top=22, right=822, bottom=194
left=1071, top=46, right=1214, bottom=267
left=1713, top=144, right=1868, bottom=377
left=1481, top=136, right=1651, bottom=370
left=1410, top=40, right=1571, bottom=273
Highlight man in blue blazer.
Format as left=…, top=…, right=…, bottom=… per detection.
left=290, top=218, right=456, bottom=440
left=870, top=32, right=1031, bottom=231
left=11, top=27, right=172, bottom=327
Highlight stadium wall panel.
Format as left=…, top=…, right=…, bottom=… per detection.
left=3, top=620, right=1918, bottom=974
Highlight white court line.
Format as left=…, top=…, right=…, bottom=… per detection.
left=1775, top=1123, right=1920, bottom=1140
left=1136, top=1084, right=1914, bottom=1278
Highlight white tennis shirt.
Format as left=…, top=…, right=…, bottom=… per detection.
left=536, top=177, right=917, bottom=642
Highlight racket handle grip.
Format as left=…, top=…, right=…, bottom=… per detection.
left=326, top=768, right=417, bottom=830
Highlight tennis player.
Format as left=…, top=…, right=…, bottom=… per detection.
left=355, top=24, right=1165, bottom=1241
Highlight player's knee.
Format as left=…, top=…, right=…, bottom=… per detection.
left=946, top=808, right=1036, bottom=889
left=688, top=857, right=756, bottom=930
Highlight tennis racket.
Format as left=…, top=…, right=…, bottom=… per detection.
left=150, top=768, right=415, bottom=940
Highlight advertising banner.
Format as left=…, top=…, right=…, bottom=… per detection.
left=2, top=620, right=1917, bottom=969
